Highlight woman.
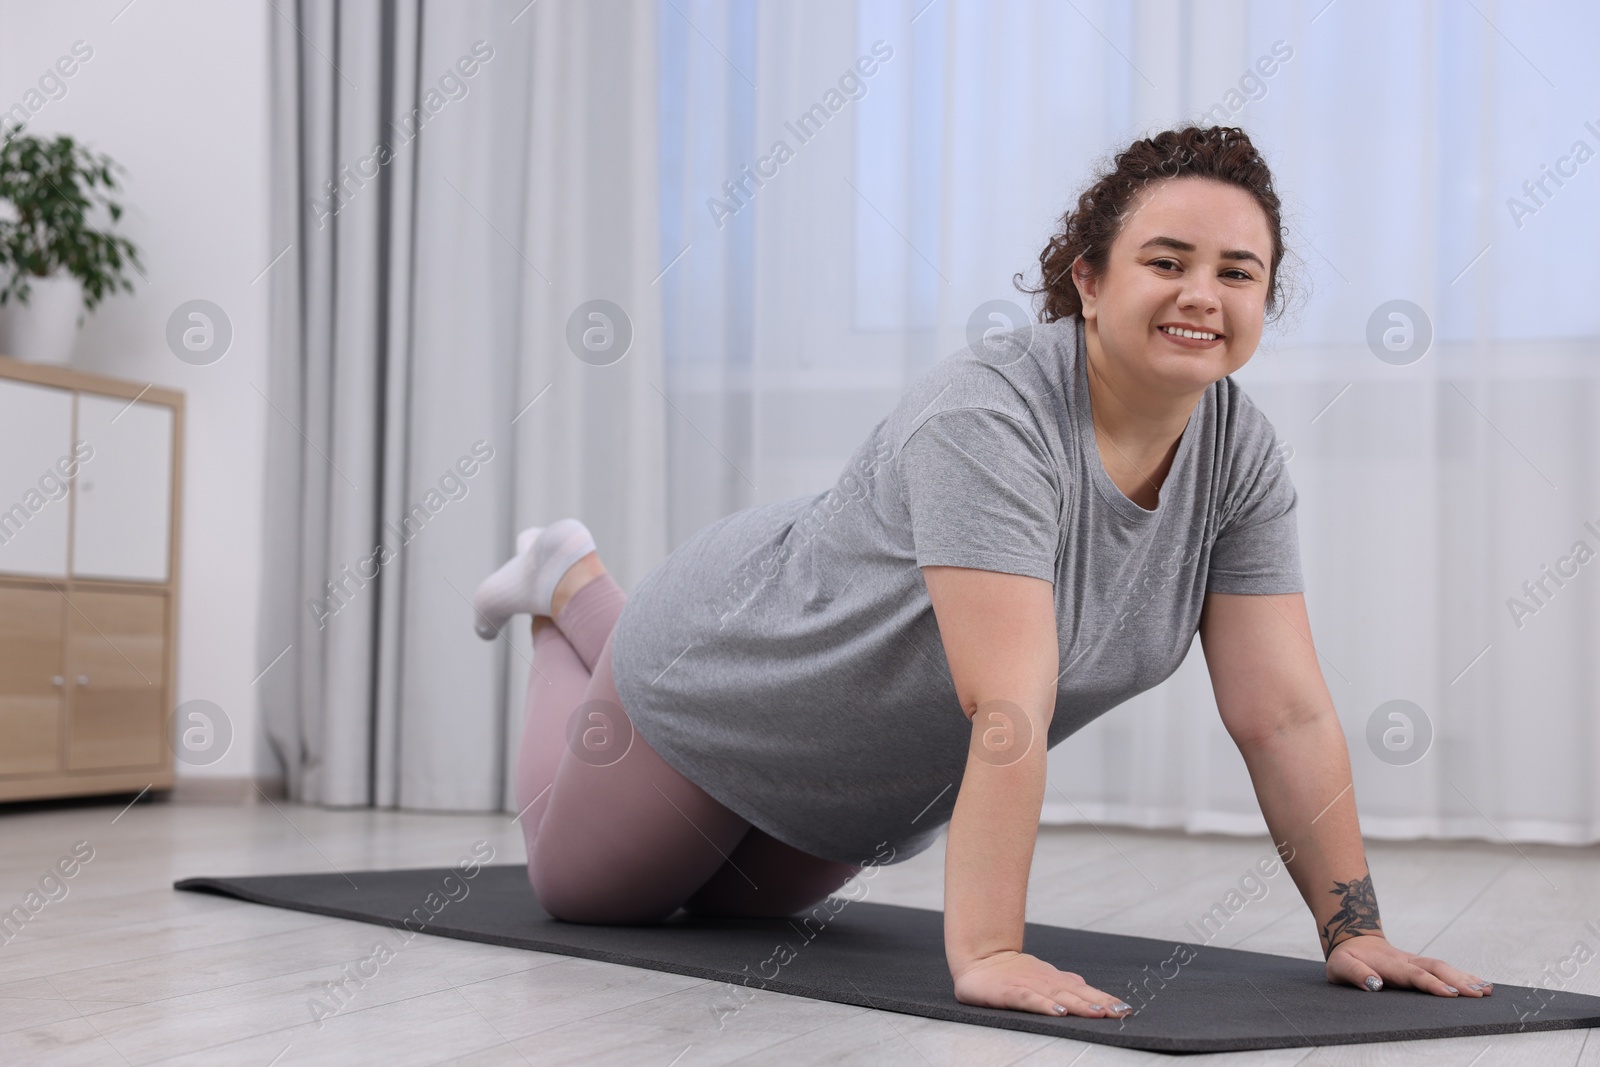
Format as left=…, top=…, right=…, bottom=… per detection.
left=473, top=125, right=1494, bottom=1020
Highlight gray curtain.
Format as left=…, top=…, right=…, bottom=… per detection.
left=260, top=0, right=666, bottom=809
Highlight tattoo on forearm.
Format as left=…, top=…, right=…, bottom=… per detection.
left=1321, top=873, right=1382, bottom=958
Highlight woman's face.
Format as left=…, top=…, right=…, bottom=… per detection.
left=1073, top=177, right=1274, bottom=398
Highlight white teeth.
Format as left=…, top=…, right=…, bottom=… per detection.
left=1161, top=326, right=1219, bottom=341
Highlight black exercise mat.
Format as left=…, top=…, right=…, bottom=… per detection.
left=175, top=865, right=1600, bottom=1055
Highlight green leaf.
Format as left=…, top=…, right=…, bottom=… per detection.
left=0, top=130, right=142, bottom=313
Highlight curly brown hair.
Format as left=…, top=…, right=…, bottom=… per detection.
left=1016, top=125, right=1291, bottom=324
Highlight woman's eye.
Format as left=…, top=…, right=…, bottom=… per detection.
left=1150, top=258, right=1180, bottom=271
left=1223, top=269, right=1253, bottom=281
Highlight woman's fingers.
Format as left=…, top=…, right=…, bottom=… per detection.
left=1006, top=986, right=1071, bottom=1017
left=1048, top=969, right=1131, bottom=1013
left=1327, top=942, right=1495, bottom=998
left=1049, top=981, right=1133, bottom=1018
left=1411, top=957, right=1495, bottom=996
left=1004, top=981, right=1120, bottom=1018
left=952, top=953, right=1134, bottom=1019
left=1397, top=960, right=1460, bottom=996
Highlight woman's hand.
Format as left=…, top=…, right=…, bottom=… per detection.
left=1326, top=934, right=1494, bottom=996
left=952, top=950, right=1134, bottom=1019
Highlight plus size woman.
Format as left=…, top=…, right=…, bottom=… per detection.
left=473, top=125, right=1494, bottom=1020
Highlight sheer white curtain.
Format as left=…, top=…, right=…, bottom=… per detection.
left=657, top=0, right=1600, bottom=843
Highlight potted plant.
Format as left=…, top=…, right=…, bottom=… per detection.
left=0, top=127, right=143, bottom=364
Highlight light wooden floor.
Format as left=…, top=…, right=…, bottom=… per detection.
left=1, top=796, right=1596, bottom=1066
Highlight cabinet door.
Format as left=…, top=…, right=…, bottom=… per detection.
left=0, top=584, right=66, bottom=776
left=65, top=589, right=167, bottom=770
left=0, top=379, right=75, bottom=577
left=72, top=393, right=174, bottom=583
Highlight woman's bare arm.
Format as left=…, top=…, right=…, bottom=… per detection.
left=923, top=564, right=1132, bottom=1018
left=1199, top=591, right=1493, bottom=997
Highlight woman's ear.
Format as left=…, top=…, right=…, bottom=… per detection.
left=1070, top=255, right=1099, bottom=322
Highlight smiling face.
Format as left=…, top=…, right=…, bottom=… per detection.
left=1072, top=177, right=1274, bottom=399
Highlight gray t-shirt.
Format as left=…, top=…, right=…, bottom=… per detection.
left=608, top=316, right=1302, bottom=867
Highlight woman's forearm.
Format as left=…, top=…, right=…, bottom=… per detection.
left=918, top=565, right=1060, bottom=978
left=1239, top=709, right=1384, bottom=957
left=944, top=739, right=1049, bottom=974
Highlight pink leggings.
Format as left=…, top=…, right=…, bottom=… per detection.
left=516, top=573, right=860, bottom=924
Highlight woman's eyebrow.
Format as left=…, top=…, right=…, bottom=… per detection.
left=1138, top=235, right=1265, bottom=270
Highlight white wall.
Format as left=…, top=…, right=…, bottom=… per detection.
left=0, top=0, right=274, bottom=779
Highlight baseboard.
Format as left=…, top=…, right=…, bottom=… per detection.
left=168, top=775, right=288, bottom=805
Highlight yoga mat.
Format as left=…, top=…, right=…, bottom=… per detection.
left=175, top=865, right=1600, bottom=1055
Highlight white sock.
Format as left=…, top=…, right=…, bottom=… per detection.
left=471, top=525, right=544, bottom=640
left=527, top=518, right=597, bottom=618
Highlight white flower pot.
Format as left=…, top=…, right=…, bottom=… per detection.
left=0, top=273, right=85, bottom=365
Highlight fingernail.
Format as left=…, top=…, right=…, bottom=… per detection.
left=1112, top=1000, right=1132, bottom=1012
left=1445, top=985, right=1458, bottom=993
left=1090, top=1003, right=1104, bottom=1011
left=1365, top=975, right=1383, bottom=991
left=1054, top=1003, right=1067, bottom=1014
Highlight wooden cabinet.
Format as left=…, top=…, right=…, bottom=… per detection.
left=0, top=356, right=183, bottom=802
left=0, top=585, right=65, bottom=777
left=65, top=588, right=170, bottom=771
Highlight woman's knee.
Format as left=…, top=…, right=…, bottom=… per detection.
left=527, top=851, right=680, bottom=925
left=524, top=664, right=749, bottom=923
left=526, top=759, right=747, bottom=924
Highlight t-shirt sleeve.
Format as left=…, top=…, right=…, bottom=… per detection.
left=1205, top=405, right=1304, bottom=595
left=895, top=407, right=1061, bottom=583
